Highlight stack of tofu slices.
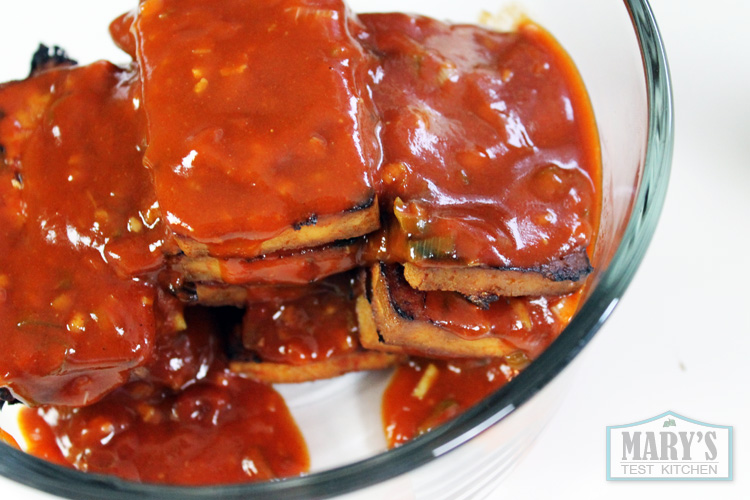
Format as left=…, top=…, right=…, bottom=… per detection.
left=126, top=0, right=596, bottom=382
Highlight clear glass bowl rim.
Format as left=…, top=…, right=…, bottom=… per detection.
left=0, top=0, right=673, bottom=497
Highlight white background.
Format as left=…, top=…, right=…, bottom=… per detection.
left=1, top=1, right=748, bottom=499
left=502, top=1, right=750, bottom=498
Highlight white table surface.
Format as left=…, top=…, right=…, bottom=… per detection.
left=1, top=1, right=748, bottom=499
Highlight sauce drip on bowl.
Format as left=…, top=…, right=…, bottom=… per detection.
left=383, top=357, right=522, bottom=448
left=18, top=308, right=309, bottom=485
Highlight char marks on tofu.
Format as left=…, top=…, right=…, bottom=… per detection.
left=402, top=248, right=593, bottom=296
left=359, top=263, right=578, bottom=359
left=360, top=13, right=600, bottom=276
left=29, top=44, right=77, bottom=75
left=0, top=388, right=19, bottom=409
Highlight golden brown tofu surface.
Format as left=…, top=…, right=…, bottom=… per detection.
left=402, top=248, right=592, bottom=296
left=362, top=263, right=579, bottom=359
left=175, top=199, right=379, bottom=259
left=230, top=351, right=400, bottom=384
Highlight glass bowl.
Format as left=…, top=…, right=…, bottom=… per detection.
left=0, top=0, right=672, bottom=498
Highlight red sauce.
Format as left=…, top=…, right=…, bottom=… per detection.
left=109, top=10, right=137, bottom=59
left=213, top=240, right=363, bottom=285
left=382, top=358, right=521, bottom=448
left=424, top=295, right=578, bottom=357
left=18, top=308, right=309, bottom=485
left=133, top=0, right=380, bottom=256
left=17, top=407, right=68, bottom=466
left=0, top=428, right=21, bottom=451
left=0, top=0, right=602, bottom=486
left=240, top=279, right=360, bottom=365
left=360, top=15, right=600, bottom=268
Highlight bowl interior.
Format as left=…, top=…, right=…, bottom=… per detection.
left=0, top=0, right=672, bottom=498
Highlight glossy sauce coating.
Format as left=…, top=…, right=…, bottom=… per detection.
left=0, top=428, right=21, bottom=451
left=382, top=358, right=521, bottom=448
left=210, top=239, right=363, bottom=285
left=0, top=0, right=602, bottom=485
left=134, top=0, right=379, bottom=254
left=0, top=63, right=168, bottom=406
left=241, top=279, right=360, bottom=364
left=360, top=15, right=600, bottom=268
left=17, top=405, right=68, bottom=465
left=18, top=308, right=309, bottom=484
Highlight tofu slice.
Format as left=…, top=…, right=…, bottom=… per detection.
left=191, top=284, right=283, bottom=307
left=175, top=282, right=321, bottom=307
left=171, top=238, right=364, bottom=286
left=0, top=63, right=162, bottom=406
left=228, top=276, right=402, bottom=382
left=230, top=351, right=399, bottom=384
left=174, top=199, right=379, bottom=259
left=134, top=0, right=382, bottom=258
left=360, top=13, right=600, bottom=278
left=360, top=263, right=578, bottom=359
left=402, top=248, right=592, bottom=296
